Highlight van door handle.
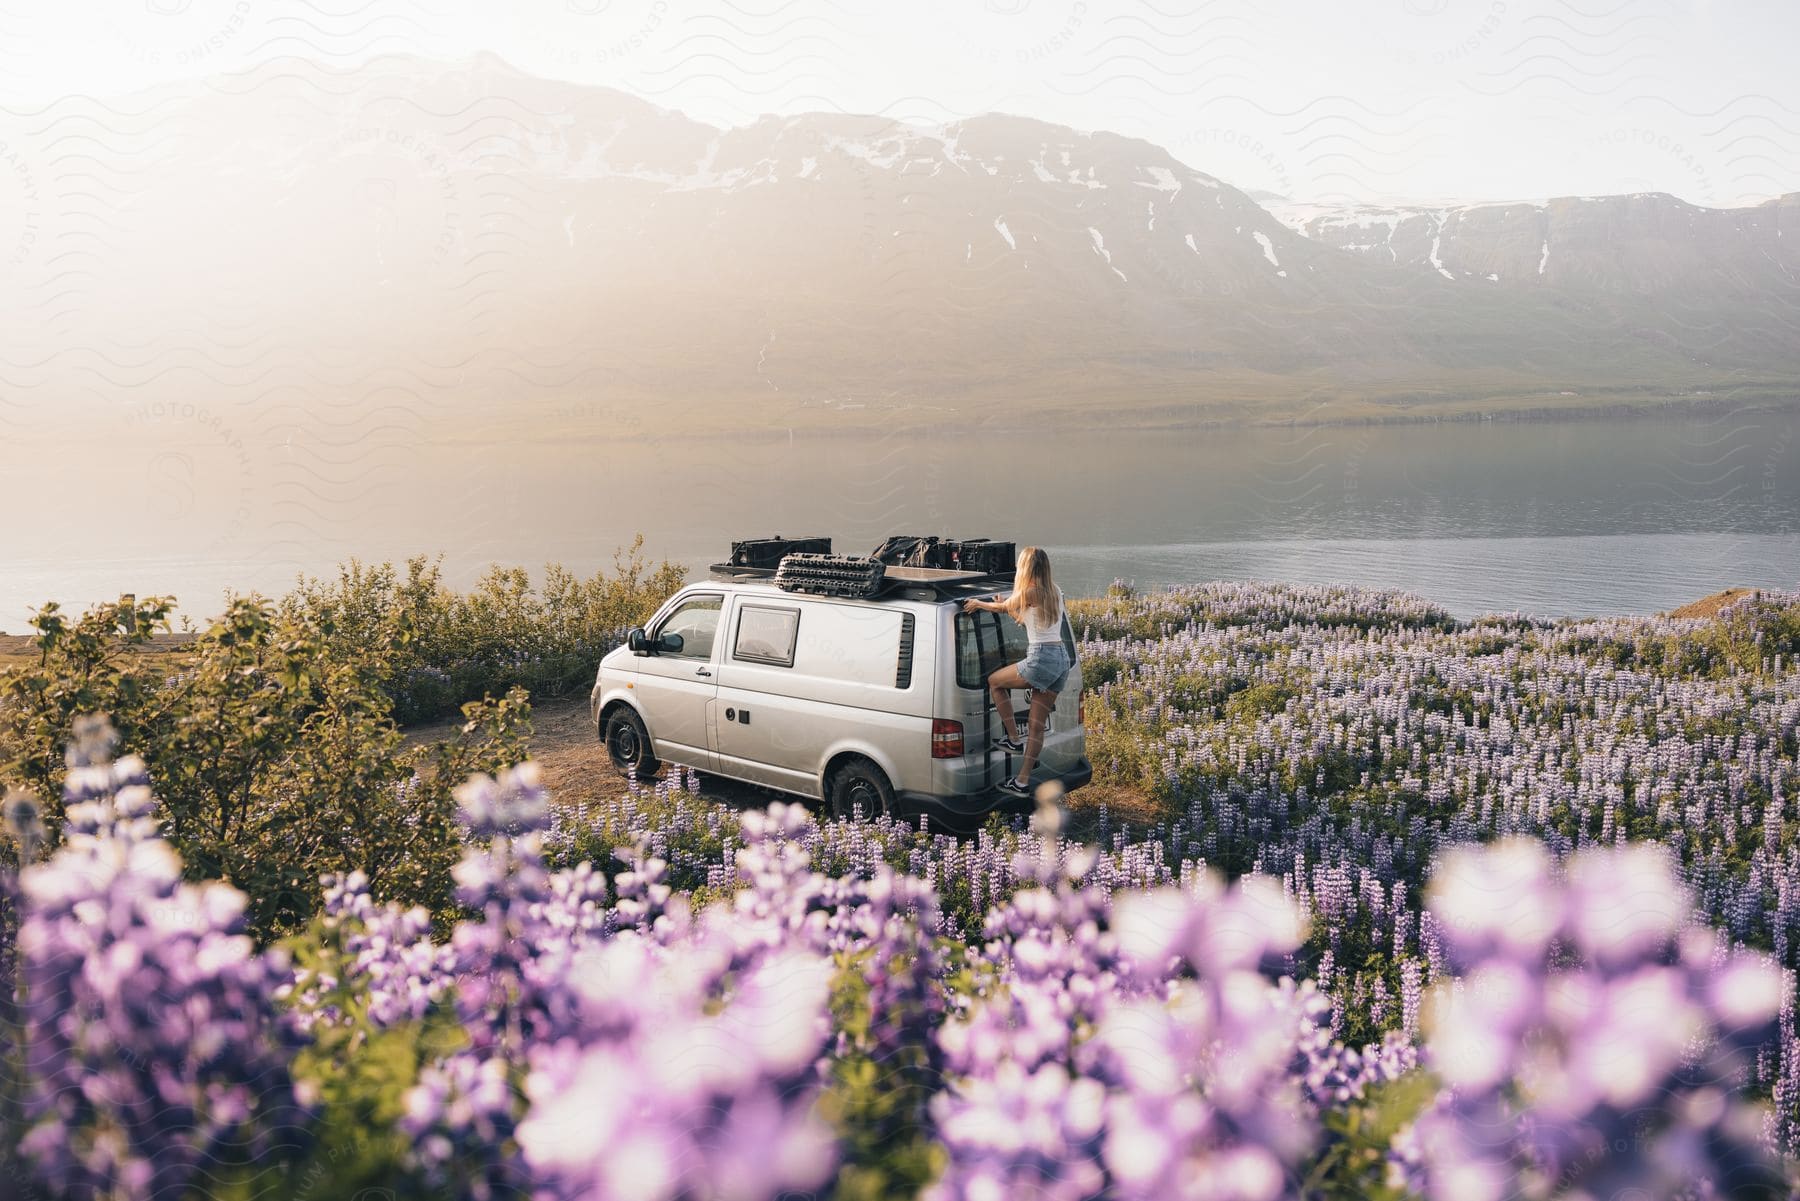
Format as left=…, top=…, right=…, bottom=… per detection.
left=696, top=668, right=712, bottom=677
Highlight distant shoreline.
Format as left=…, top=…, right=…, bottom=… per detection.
left=3, top=586, right=1774, bottom=645
left=462, top=394, right=1800, bottom=447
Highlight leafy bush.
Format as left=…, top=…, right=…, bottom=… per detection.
left=280, top=536, right=685, bottom=723
left=0, top=536, right=682, bottom=935
left=0, top=595, right=530, bottom=939
left=1224, top=678, right=1298, bottom=722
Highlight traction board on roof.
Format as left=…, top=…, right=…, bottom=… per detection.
left=773, top=553, right=886, bottom=599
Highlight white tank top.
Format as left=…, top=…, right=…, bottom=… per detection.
left=1021, top=586, right=1065, bottom=644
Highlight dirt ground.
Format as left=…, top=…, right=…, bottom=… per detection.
left=1666, top=588, right=1758, bottom=619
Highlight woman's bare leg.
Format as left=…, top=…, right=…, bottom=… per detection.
left=988, top=663, right=1029, bottom=741
left=1016, top=690, right=1057, bottom=784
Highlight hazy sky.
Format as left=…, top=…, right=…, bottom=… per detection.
left=4, top=0, right=1797, bottom=206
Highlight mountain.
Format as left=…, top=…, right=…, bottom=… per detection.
left=1270, top=192, right=1800, bottom=379
left=1270, top=192, right=1800, bottom=300
left=2, top=53, right=1796, bottom=439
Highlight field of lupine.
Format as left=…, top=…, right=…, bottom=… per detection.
left=3, top=578, right=1800, bottom=1200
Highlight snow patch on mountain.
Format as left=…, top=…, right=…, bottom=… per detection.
left=1427, top=212, right=1455, bottom=280
left=1137, top=166, right=1182, bottom=195
left=1088, top=227, right=1127, bottom=281
left=823, top=133, right=907, bottom=171
left=1271, top=204, right=1407, bottom=263
left=1252, top=230, right=1287, bottom=277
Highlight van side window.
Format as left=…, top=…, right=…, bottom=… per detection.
left=789, top=605, right=904, bottom=685
left=733, top=605, right=800, bottom=667
left=655, top=594, right=723, bottom=660
left=955, top=608, right=1028, bottom=689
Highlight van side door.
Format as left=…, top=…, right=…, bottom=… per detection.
left=632, top=591, right=723, bottom=771
left=712, top=597, right=807, bottom=792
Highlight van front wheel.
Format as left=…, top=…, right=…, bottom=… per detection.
left=827, top=757, right=892, bottom=822
left=603, top=707, right=660, bottom=779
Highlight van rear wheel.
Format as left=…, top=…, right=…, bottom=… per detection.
left=603, top=707, right=660, bottom=779
left=827, top=757, right=892, bottom=822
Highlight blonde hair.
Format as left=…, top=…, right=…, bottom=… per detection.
left=1004, top=546, right=1059, bottom=627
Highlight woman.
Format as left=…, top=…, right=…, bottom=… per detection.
left=959, top=546, right=1072, bottom=797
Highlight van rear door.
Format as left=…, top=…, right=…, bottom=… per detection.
left=952, top=603, right=1083, bottom=780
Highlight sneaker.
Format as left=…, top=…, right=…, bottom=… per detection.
left=993, top=734, right=1025, bottom=753
left=998, top=776, right=1032, bottom=797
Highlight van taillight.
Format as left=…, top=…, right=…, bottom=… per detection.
left=931, top=719, right=964, bottom=759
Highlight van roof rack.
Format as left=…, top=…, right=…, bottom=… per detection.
left=707, top=560, right=1015, bottom=601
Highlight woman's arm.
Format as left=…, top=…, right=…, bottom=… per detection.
left=962, top=593, right=1013, bottom=613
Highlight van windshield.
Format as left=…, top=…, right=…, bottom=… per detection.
left=954, top=602, right=1077, bottom=689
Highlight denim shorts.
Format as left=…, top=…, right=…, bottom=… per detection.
left=1017, top=640, right=1072, bottom=693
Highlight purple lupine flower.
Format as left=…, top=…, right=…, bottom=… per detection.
left=13, top=716, right=312, bottom=1201
left=1404, top=838, right=1788, bottom=1200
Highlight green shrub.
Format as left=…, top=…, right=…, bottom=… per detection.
left=0, top=595, right=531, bottom=939
left=1302, top=1073, right=1438, bottom=1200
left=1164, top=669, right=1219, bottom=714
left=281, top=536, right=686, bottom=723
left=278, top=917, right=466, bottom=1200
left=1225, top=679, right=1298, bottom=722
left=819, top=947, right=950, bottom=1201
left=1079, top=653, right=1125, bottom=690
left=1081, top=690, right=1170, bottom=799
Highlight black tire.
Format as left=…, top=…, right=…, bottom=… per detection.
left=602, top=707, right=659, bottom=778
left=827, top=756, right=893, bottom=822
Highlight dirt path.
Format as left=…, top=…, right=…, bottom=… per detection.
left=514, top=695, right=620, bottom=804
left=403, top=694, right=794, bottom=816
left=402, top=694, right=623, bottom=805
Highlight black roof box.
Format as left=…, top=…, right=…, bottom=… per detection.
left=729, top=535, right=832, bottom=569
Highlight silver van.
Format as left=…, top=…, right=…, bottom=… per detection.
left=589, top=560, right=1091, bottom=820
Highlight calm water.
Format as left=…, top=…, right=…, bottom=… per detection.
left=5, top=411, right=1798, bottom=627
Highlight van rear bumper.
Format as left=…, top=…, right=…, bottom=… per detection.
left=897, top=756, right=1093, bottom=820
